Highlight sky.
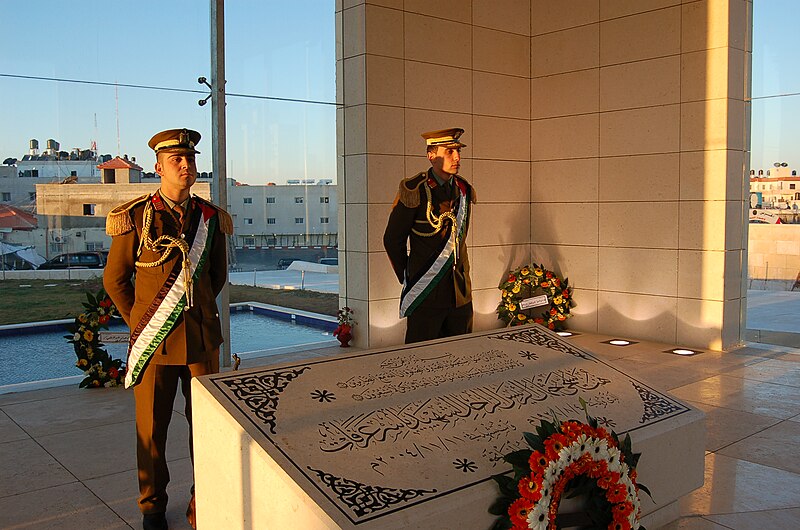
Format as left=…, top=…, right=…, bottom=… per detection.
left=749, top=0, right=800, bottom=171
left=0, top=0, right=336, bottom=184
left=0, top=1, right=798, bottom=183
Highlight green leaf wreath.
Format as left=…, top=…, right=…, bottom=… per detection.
left=64, top=289, right=126, bottom=388
left=497, top=263, right=572, bottom=330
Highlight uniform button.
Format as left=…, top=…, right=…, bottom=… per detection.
left=215, top=313, right=219, bottom=317
left=180, top=233, right=186, bottom=239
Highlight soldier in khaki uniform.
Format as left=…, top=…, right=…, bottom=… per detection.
left=383, top=128, right=476, bottom=343
left=103, top=128, right=232, bottom=530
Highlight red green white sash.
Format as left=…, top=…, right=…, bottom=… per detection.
left=399, top=186, right=469, bottom=317
left=124, top=209, right=216, bottom=388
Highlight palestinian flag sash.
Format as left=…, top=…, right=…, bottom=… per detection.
left=399, top=184, right=469, bottom=318
left=124, top=204, right=218, bottom=388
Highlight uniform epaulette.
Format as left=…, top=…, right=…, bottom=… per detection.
left=397, top=172, right=427, bottom=208
left=194, top=196, right=234, bottom=235
left=106, top=194, right=150, bottom=236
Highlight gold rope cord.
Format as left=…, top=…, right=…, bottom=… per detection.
left=411, top=183, right=460, bottom=264
left=135, top=202, right=194, bottom=309
left=411, top=184, right=457, bottom=237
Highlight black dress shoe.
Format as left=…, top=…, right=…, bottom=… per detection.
left=142, top=512, right=168, bottom=530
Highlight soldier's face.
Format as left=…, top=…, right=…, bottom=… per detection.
left=156, top=151, right=197, bottom=192
left=428, top=146, right=461, bottom=177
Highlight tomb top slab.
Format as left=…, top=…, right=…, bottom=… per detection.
left=199, top=325, right=697, bottom=528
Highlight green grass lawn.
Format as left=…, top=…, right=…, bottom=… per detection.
left=0, top=280, right=338, bottom=326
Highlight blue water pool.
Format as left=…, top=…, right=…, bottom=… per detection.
left=0, top=305, right=336, bottom=387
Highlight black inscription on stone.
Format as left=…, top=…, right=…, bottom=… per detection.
left=453, top=458, right=478, bottom=472
left=220, top=367, right=310, bottom=434
left=311, top=389, right=336, bottom=403
left=526, top=392, right=619, bottom=427
left=319, top=368, right=610, bottom=454
left=518, top=349, right=539, bottom=361
left=337, top=350, right=523, bottom=401
left=307, top=466, right=436, bottom=519
left=631, top=380, right=686, bottom=423
left=595, top=416, right=616, bottom=429
left=489, top=327, right=595, bottom=361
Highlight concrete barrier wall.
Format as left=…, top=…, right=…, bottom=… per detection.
left=0, top=269, right=103, bottom=281
left=748, top=224, right=800, bottom=290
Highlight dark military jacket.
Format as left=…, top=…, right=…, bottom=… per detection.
left=103, top=192, right=231, bottom=365
left=383, top=169, right=475, bottom=311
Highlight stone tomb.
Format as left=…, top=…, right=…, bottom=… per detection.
left=192, top=326, right=704, bottom=529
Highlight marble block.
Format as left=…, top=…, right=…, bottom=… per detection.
left=192, top=326, right=704, bottom=529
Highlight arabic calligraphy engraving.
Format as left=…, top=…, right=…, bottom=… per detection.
left=307, top=466, right=437, bottom=518
left=631, top=380, right=687, bottom=423
left=220, top=366, right=310, bottom=434
left=319, top=367, right=610, bottom=455
left=490, top=326, right=594, bottom=361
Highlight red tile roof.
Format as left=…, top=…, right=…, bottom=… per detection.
left=0, top=203, right=38, bottom=230
left=97, top=156, right=143, bottom=170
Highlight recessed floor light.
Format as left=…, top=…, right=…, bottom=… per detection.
left=602, top=339, right=639, bottom=346
left=556, top=331, right=576, bottom=337
left=666, top=348, right=702, bottom=356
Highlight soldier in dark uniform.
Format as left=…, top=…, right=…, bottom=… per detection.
left=103, top=128, right=232, bottom=530
left=383, top=128, right=476, bottom=343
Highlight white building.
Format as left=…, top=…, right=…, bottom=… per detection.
left=227, top=179, right=338, bottom=249
left=2, top=137, right=339, bottom=259
left=1, top=138, right=113, bottom=211
left=749, top=165, right=800, bottom=209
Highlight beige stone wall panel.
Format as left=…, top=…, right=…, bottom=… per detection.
left=532, top=69, right=599, bottom=119
left=600, top=7, right=680, bottom=66
left=531, top=158, right=599, bottom=203
left=474, top=0, right=531, bottom=35
left=531, top=25, right=600, bottom=77
left=531, top=114, right=600, bottom=160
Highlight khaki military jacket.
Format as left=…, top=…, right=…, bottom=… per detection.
left=103, top=192, right=231, bottom=365
left=383, top=169, right=475, bottom=310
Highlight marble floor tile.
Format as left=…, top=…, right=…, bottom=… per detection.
left=717, top=420, right=800, bottom=475
left=0, top=384, right=84, bottom=407
left=568, top=335, right=667, bottom=362
left=659, top=515, right=733, bottom=529
left=2, top=387, right=134, bottom=437
left=671, top=375, right=800, bottom=419
left=84, top=456, right=194, bottom=530
left=679, top=453, right=800, bottom=516
left=0, top=409, right=30, bottom=443
left=686, top=400, right=781, bottom=452
left=0, top=481, right=129, bottom=530
left=706, top=507, right=800, bottom=529
left=38, top=416, right=190, bottom=481
left=0, top=438, right=76, bottom=497
left=669, top=375, right=745, bottom=404
left=621, top=361, right=720, bottom=391
left=722, top=358, right=800, bottom=388
left=721, top=379, right=800, bottom=419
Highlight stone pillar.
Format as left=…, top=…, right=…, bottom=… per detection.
left=338, top=0, right=751, bottom=351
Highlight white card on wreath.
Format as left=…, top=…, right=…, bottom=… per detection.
left=519, top=294, right=549, bottom=310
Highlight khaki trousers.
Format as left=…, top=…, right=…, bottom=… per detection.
left=133, top=354, right=218, bottom=514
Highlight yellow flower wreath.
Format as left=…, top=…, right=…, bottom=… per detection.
left=496, top=263, right=572, bottom=330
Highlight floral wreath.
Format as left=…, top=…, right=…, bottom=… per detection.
left=490, top=399, right=651, bottom=530
left=64, top=289, right=126, bottom=388
left=497, top=263, right=572, bottom=330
